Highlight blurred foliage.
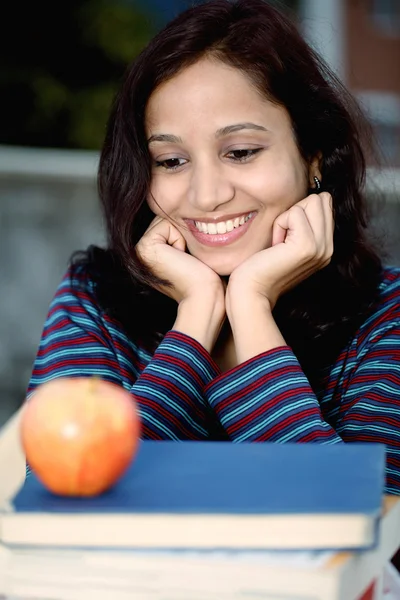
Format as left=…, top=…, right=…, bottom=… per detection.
left=1, top=0, right=298, bottom=150
left=1, top=0, right=156, bottom=150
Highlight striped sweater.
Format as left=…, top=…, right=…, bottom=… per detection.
left=28, top=265, right=400, bottom=494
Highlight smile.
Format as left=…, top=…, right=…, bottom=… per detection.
left=187, top=211, right=257, bottom=247
left=194, top=212, right=254, bottom=234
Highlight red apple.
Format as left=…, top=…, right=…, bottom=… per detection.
left=20, top=377, right=141, bottom=497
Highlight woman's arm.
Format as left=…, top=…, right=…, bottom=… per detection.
left=202, top=193, right=337, bottom=439
left=28, top=266, right=221, bottom=441
left=203, top=315, right=400, bottom=494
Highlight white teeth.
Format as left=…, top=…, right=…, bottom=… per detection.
left=216, top=221, right=227, bottom=234
left=194, top=212, right=253, bottom=234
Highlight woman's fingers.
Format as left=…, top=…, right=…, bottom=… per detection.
left=152, top=220, right=186, bottom=251
left=141, top=217, right=186, bottom=250
left=273, top=192, right=334, bottom=266
left=272, top=203, right=315, bottom=256
left=271, top=212, right=288, bottom=246
left=136, top=216, right=224, bottom=305
left=229, top=191, right=335, bottom=309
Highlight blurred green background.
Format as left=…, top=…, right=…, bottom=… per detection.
left=0, top=0, right=298, bottom=151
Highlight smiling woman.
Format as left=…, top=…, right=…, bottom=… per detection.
left=145, top=58, right=316, bottom=275
left=27, top=0, right=400, bottom=496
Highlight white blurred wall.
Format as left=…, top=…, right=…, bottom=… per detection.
left=301, top=0, right=346, bottom=80
left=0, top=147, right=105, bottom=425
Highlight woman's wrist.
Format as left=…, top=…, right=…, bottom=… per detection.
left=173, top=291, right=226, bottom=353
left=226, top=288, right=286, bottom=363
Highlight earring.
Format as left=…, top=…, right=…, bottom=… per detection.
left=314, top=176, right=321, bottom=192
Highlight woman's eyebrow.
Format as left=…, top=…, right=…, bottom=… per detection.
left=148, top=133, right=182, bottom=144
left=215, top=122, right=269, bottom=137
left=147, top=122, right=269, bottom=145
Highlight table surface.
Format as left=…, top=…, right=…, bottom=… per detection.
left=0, top=407, right=399, bottom=600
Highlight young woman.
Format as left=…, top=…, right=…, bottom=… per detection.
left=28, top=0, right=400, bottom=494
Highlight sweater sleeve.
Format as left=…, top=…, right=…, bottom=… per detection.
left=133, top=330, right=220, bottom=440
left=204, top=346, right=340, bottom=443
left=204, top=323, right=400, bottom=493
left=337, top=322, right=400, bottom=494
left=27, top=268, right=219, bottom=441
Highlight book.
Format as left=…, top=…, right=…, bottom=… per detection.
left=2, top=501, right=400, bottom=600
left=0, top=545, right=336, bottom=600
left=0, top=441, right=385, bottom=551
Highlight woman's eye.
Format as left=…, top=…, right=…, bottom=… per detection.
left=155, top=157, right=187, bottom=170
left=227, top=148, right=262, bottom=161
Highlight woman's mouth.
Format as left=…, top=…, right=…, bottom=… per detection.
left=186, top=212, right=257, bottom=247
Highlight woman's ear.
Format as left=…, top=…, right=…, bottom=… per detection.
left=308, top=152, right=322, bottom=189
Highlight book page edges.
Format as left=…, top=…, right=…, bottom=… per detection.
left=0, top=512, right=375, bottom=549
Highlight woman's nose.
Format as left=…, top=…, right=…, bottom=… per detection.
left=187, top=162, right=235, bottom=213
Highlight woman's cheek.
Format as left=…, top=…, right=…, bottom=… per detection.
left=148, top=178, right=183, bottom=217
left=146, top=187, right=166, bottom=216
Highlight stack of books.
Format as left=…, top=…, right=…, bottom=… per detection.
left=0, top=440, right=387, bottom=599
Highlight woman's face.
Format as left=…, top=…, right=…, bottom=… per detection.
left=145, top=57, right=317, bottom=276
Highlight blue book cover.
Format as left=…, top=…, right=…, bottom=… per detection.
left=2, top=441, right=386, bottom=550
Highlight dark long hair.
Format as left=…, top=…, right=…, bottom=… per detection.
left=75, top=0, right=382, bottom=392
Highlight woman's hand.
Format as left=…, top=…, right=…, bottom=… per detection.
left=136, top=217, right=226, bottom=351
left=227, top=192, right=334, bottom=312
left=225, top=193, right=334, bottom=364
